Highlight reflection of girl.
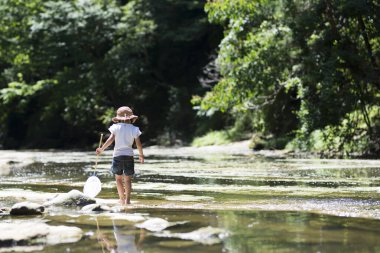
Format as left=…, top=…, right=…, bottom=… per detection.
left=96, top=219, right=145, bottom=253
left=113, top=220, right=145, bottom=253
left=96, top=219, right=116, bottom=252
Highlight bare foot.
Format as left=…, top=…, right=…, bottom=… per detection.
left=125, top=200, right=131, bottom=205
left=119, top=199, right=126, bottom=205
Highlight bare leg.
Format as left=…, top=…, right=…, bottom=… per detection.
left=124, top=175, right=132, bottom=204
left=115, top=175, right=125, bottom=205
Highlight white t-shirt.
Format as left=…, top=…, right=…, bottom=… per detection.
left=108, top=123, right=142, bottom=157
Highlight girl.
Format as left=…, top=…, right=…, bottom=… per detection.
left=96, top=106, right=144, bottom=205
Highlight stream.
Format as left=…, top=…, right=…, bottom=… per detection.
left=1, top=144, right=380, bottom=252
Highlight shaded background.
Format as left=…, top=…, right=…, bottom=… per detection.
left=0, top=0, right=379, bottom=157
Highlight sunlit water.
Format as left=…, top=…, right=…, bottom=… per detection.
left=1, top=146, right=380, bottom=252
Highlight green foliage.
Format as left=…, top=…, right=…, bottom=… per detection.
left=194, top=0, right=380, bottom=156
left=1, top=0, right=379, bottom=155
left=192, top=111, right=252, bottom=147
left=198, top=7, right=294, bottom=112
left=249, top=133, right=292, bottom=150
left=192, top=130, right=235, bottom=147
left=0, top=0, right=220, bottom=148
left=193, top=0, right=299, bottom=142
left=282, top=0, right=380, bottom=156
left=205, top=0, right=261, bottom=24
left=0, top=75, right=57, bottom=105
left=287, top=106, right=380, bottom=157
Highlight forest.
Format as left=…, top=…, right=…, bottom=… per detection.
left=0, top=0, right=379, bottom=157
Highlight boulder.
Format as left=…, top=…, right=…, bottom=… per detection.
left=44, top=190, right=96, bottom=207
left=10, top=202, right=44, bottom=215
left=81, top=204, right=111, bottom=213
left=0, top=222, right=82, bottom=247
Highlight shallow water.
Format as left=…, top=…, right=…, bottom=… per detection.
left=1, top=147, right=380, bottom=252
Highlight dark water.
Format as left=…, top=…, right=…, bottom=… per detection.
left=1, top=149, right=380, bottom=252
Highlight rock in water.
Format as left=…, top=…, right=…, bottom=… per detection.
left=0, top=222, right=82, bottom=248
left=0, top=161, right=11, bottom=176
left=135, top=218, right=188, bottom=232
left=10, top=202, right=44, bottom=215
left=81, top=204, right=111, bottom=213
left=44, top=190, right=96, bottom=207
left=45, top=225, right=83, bottom=245
left=154, top=226, right=228, bottom=245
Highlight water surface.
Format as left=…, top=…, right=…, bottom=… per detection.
left=1, top=146, right=380, bottom=252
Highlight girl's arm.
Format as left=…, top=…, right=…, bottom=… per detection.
left=96, top=134, right=115, bottom=155
left=135, top=137, right=144, bottom=164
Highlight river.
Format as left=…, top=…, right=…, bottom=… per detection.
left=1, top=143, right=380, bottom=252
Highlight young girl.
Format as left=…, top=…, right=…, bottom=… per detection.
left=96, top=106, right=144, bottom=205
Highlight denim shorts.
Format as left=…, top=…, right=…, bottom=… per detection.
left=111, top=156, right=134, bottom=176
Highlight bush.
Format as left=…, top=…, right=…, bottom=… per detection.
left=250, top=134, right=293, bottom=150
left=287, top=106, right=380, bottom=157
left=191, top=130, right=232, bottom=147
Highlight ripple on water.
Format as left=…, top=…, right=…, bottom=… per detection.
left=1, top=149, right=380, bottom=252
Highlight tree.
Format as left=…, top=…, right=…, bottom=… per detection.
left=194, top=0, right=299, bottom=141
left=194, top=0, right=380, bottom=155
left=0, top=0, right=221, bottom=148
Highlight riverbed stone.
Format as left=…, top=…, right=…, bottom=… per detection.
left=10, top=201, right=44, bottom=215
left=0, top=160, right=13, bottom=176
left=0, top=207, right=10, bottom=214
left=44, top=189, right=96, bottom=207
left=154, top=226, right=228, bottom=245
left=81, top=204, right=111, bottom=212
left=135, top=218, right=188, bottom=232
left=0, top=222, right=82, bottom=247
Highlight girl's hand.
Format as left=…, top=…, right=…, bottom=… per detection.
left=96, top=148, right=103, bottom=155
left=139, top=155, right=144, bottom=164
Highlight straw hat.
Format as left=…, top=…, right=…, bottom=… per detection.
left=112, top=106, right=138, bottom=123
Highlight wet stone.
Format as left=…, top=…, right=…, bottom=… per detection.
left=0, top=207, right=10, bottom=214
left=0, top=222, right=82, bottom=248
left=135, top=217, right=188, bottom=232
left=81, top=204, right=111, bottom=213
left=10, top=202, right=44, bottom=215
left=0, top=161, right=11, bottom=176
left=44, top=190, right=96, bottom=207
left=154, top=226, right=228, bottom=245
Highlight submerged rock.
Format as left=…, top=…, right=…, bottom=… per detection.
left=104, top=213, right=146, bottom=222
left=135, top=218, right=188, bottom=232
left=154, top=226, right=228, bottom=245
left=0, top=245, right=44, bottom=252
left=44, top=190, right=96, bottom=207
left=81, top=204, right=111, bottom=213
left=165, top=194, right=214, bottom=202
left=45, top=225, right=83, bottom=245
left=0, top=207, right=10, bottom=214
left=0, top=222, right=82, bottom=248
left=10, top=202, right=44, bottom=215
left=158, top=240, right=197, bottom=248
